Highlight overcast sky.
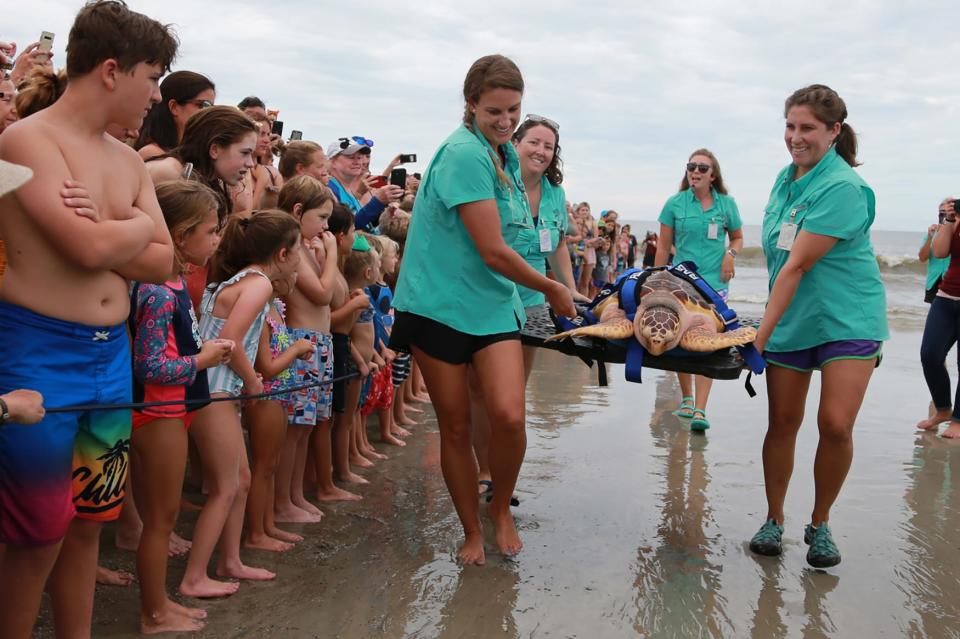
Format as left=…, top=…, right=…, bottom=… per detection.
left=8, top=1, right=960, bottom=231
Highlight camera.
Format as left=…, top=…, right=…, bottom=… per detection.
left=389, top=168, right=407, bottom=189
left=399, top=154, right=417, bottom=164
left=955, top=200, right=960, bottom=214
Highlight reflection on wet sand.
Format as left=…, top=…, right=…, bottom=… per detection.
left=896, top=434, right=960, bottom=637
left=631, top=374, right=731, bottom=638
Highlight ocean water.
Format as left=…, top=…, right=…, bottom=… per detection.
left=623, top=221, right=930, bottom=332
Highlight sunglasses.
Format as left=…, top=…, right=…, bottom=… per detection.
left=525, top=113, right=559, bottom=131
left=686, top=162, right=711, bottom=174
left=351, top=136, right=374, bottom=147
left=184, top=99, right=213, bottom=109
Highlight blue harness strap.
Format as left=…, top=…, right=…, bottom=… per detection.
left=618, top=270, right=646, bottom=383
left=667, top=261, right=766, bottom=396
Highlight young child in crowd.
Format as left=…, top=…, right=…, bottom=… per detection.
left=246, top=274, right=315, bottom=550
left=0, top=4, right=177, bottom=637
left=362, top=234, right=405, bottom=446
left=275, top=176, right=356, bottom=508
left=179, top=210, right=301, bottom=598
left=378, top=209, right=421, bottom=428
left=328, top=204, right=374, bottom=486
left=344, top=235, right=386, bottom=468
left=129, top=180, right=234, bottom=633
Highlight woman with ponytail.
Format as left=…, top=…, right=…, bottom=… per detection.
left=390, top=54, right=575, bottom=565
left=748, top=84, right=888, bottom=568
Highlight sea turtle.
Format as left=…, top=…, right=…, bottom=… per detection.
left=546, top=270, right=756, bottom=355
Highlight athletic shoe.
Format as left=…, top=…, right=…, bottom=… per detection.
left=804, top=522, right=841, bottom=568
left=749, top=518, right=784, bottom=556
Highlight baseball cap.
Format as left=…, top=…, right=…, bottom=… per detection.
left=327, top=137, right=371, bottom=160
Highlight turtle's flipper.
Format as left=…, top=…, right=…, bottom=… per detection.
left=679, top=326, right=757, bottom=352
left=545, top=318, right=634, bottom=342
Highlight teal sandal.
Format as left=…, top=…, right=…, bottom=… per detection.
left=672, top=396, right=695, bottom=419
left=690, top=408, right=710, bottom=431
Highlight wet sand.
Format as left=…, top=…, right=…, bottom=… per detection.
left=35, top=330, right=960, bottom=638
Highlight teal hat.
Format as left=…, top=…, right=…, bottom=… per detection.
left=352, top=234, right=371, bottom=251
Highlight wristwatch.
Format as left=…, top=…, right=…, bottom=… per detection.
left=0, top=397, right=9, bottom=425
left=727, top=248, right=738, bottom=259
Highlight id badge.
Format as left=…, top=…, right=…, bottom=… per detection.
left=777, top=223, right=798, bottom=251
left=707, top=223, right=719, bottom=240
left=539, top=228, right=552, bottom=252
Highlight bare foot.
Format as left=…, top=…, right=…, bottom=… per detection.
left=942, top=422, right=960, bottom=439
left=274, top=504, right=323, bottom=523
left=363, top=446, right=388, bottom=460
left=168, top=600, right=207, bottom=620
left=96, top=566, right=135, bottom=586
left=918, top=409, right=951, bottom=431
left=336, top=471, right=369, bottom=485
left=488, top=504, right=523, bottom=557
left=170, top=532, right=192, bottom=556
left=382, top=434, right=406, bottom=447
left=316, top=486, right=363, bottom=502
left=244, top=534, right=294, bottom=553
left=413, top=393, right=431, bottom=404
left=405, top=403, right=424, bottom=413
left=140, top=601, right=206, bottom=635
left=216, top=562, right=276, bottom=581
left=292, top=497, right=324, bottom=517
left=350, top=454, right=375, bottom=468
left=392, top=425, right=412, bottom=437
left=267, top=526, right=304, bottom=543
left=398, top=413, right=418, bottom=426
left=457, top=531, right=486, bottom=566
left=179, top=576, right=240, bottom=598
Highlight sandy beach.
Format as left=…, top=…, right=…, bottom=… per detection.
left=32, top=323, right=960, bottom=638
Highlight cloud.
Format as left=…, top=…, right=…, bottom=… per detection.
left=5, top=0, right=960, bottom=229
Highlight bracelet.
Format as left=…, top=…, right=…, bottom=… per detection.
left=945, top=217, right=958, bottom=224
left=0, top=396, right=8, bottom=425
left=727, top=249, right=738, bottom=259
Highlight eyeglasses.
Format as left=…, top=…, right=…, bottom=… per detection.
left=351, top=136, right=374, bottom=147
left=686, top=162, right=711, bottom=174
left=524, top=114, right=559, bottom=131
left=184, top=99, right=213, bottom=109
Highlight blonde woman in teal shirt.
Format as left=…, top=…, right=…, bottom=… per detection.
left=391, top=56, right=575, bottom=565
left=471, top=114, right=589, bottom=504
left=655, top=149, right=744, bottom=432
left=748, top=85, right=888, bottom=569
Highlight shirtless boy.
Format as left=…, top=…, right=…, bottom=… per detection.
left=0, top=3, right=176, bottom=637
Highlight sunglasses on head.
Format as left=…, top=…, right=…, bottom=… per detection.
left=351, top=136, right=374, bottom=147
left=524, top=113, right=559, bottom=131
left=686, top=162, right=711, bottom=173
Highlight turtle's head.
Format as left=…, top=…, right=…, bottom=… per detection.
left=634, top=296, right=683, bottom=356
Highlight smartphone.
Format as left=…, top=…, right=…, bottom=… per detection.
left=413, top=172, right=422, bottom=180
left=399, top=153, right=417, bottom=164
left=954, top=200, right=960, bottom=214
left=389, top=168, right=407, bottom=189
left=39, top=31, right=55, bottom=62
left=368, top=175, right=387, bottom=189
left=289, top=130, right=302, bottom=141
left=271, top=120, right=283, bottom=137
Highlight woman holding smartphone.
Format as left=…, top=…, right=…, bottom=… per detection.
left=391, top=55, right=575, bottom=566
left=749, top=85, right=887, bottom=568
left=655, top=149, right=743, bottom=431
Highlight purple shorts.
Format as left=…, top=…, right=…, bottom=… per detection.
left=764, top=340, right=882, bottom=372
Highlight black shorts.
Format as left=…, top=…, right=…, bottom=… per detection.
left=332, top=332, right=350, bottom=413
left=390, top=312, right=519, bottom=365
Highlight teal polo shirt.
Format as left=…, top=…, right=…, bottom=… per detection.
left=658, top=188, right=742, bottom=291
left=392, top=123, right=531, bottom=335
left=921, top=230, right=950, bottom=291
left=513, top=178, right=566, bottom=307
left=761, top=147, right=889, bottom=352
